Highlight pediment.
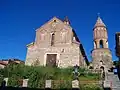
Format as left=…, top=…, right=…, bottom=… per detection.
left=36, top=17, right=72, bottom=33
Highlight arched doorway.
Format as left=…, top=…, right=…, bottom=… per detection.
left=100, top=66, right=104, bottom=71
left=100, top=66, right=105, bottom=80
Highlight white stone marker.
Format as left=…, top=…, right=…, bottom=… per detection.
left=104, top=81, right=111, bottom=88
left=4, top=78, right=8, bottom=86
left=22, top=79, right=29, bottom=87
left=72, top=80, right=79, bottom=88
left=45, top=80, right=52, bottom=88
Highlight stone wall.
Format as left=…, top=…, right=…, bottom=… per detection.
left=25, top=17, right=87, bottom=68
left=25, top=42, right=85, bottom=68
left=91, top=48, right=113, bottom=70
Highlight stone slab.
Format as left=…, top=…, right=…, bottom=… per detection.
left=72, top=80, right=79, bottom=88
left=22, top=79, right=29, bottom=87
left=45, top=80, right=52, bottom=88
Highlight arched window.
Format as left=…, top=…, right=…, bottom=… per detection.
left=100, top=60, right=103, bottom=65
left=100, top=40, right=104, bottom=48
left=51, top=33, right=55, bottom=46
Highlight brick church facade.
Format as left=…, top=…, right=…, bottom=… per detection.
left=25, top=17, right=88, bottom=68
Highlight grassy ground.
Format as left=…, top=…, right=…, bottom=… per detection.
left=0, top=64, right=102, bottom=89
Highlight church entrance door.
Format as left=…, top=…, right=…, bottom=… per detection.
left=46, top=54, right=57, bottom=67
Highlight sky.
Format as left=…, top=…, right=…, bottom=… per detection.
left=0, top=0, right=120, bottom=61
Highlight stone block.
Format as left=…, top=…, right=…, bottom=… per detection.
left=104, top=81, right=110, bottom=88
left=4, top=78, right=8, bottom=86
left=45, top=80, right=52, bottom=88
left=22, top=79, right=29, bottom=87
left=72, top=80, right=79, bottom=88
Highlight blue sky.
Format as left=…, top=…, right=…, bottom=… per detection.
left=0, top=0, right=120, bottom=61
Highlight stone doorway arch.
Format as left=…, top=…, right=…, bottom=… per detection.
left=100, top=66, right=104, bottom=71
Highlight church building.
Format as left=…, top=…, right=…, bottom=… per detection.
left=25, top=17, right=88, bottom=68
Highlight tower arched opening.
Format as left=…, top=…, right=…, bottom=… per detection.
left=100, top=40, right=104, bottom=48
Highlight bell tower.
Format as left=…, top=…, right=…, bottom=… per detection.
left=91, top=15, right=113, bottom=71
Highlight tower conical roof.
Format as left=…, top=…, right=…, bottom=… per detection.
left=94, top=16, right=106, bottom=28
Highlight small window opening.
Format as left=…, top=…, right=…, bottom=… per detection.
left=54, top=20, right=56, bottom=22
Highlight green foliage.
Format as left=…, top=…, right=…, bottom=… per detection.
left=86, top=73, right=100, bottom=80
left=52, top=80, right=72, bottom=89
left=8, top=77, right=22, bottom=87
left=37, top=79, right=45, bottom=88
left=114, top=61, right=120, bottom=67
left=28, top=70, right=41, bottom=88
left=59, top=80, right=72, bottom=89
left=0, top=64, right=101, bottom=89
left=80, top=84, right=103, bottom=90
left=0, top=71, right=3, bottom=85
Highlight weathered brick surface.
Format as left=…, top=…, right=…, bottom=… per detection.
left=91, top=16, right=113, bottom=71
left=25, top=17, right=87, bottom=68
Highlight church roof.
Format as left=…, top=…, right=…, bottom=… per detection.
left=94, top=16, right=106, bottom=28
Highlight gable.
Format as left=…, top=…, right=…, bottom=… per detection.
left=34, top=16, right=81, bottom=46
left=36, top=17, right=72, bottom=33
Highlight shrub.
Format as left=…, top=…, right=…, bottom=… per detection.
left=59, top=80, right=72, bottom=89
left=52, top=80, right=72, bottom=89
left=0, top=75, right=3, bottom=85
left=1, top=64, right=102, bottom=88
left=80, top=84, right=103, bottom=90
left=8, top=77, right=22, bottom=87
left=28, top=70, right=40, bottom=88
left=37, top=79, right=45, bottom=89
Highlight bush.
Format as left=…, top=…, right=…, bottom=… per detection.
left=81, top=84, right=103, bottom=90
left=37, top=79, right=45, bottom=88
left=1, top=64, right=101, bottom=88
left=28, top=70, right=41, bottom=88
left=52, top=80, right=71, bottom=89
left=8, top=77, right=22, bottom=87
left=59, top=80, right=72, bottom=89
left=0, top=75, right=3, bottom=85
